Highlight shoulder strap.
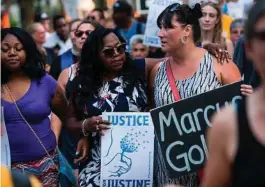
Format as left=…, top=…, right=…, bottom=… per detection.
left=4, top=84, right=59, bottom=172
left=68, top=65, right=73, bottom=80
left=165, top=59, right=181, bottom=101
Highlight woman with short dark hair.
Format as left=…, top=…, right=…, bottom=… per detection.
left=150, top=3, right=242, bottom=186
left=1, top=27, right=68, bottom=187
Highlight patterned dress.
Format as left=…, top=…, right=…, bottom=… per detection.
left=78, top=76, right=148, bottom=187
left=153, top=52, right=222, bottom=187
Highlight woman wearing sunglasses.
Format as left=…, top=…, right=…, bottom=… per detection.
left=149, top=3, right=243, bottom=187
left=202, top=1, right=265, bottom=187
left=56, top=20, right=99, bottom=183
left=58, top=20, right=99, bottom=98
left=66, top=27, right=149, bottom=187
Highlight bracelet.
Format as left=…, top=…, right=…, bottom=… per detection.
left=82, top=119, right=90, bottom=137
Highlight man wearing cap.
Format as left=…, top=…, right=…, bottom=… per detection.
left=112, top=0, right=145, bottom=51
left=34, top=12, right=52, bottom=40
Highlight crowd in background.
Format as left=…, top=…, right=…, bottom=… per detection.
left=1, top=0, right=265, bottom=187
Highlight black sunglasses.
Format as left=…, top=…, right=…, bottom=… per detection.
left=102, top=43, right=126, bottom=58
left=169, top=3, right=181, bottom=12
left=87, top=16, right=96, bottom=21
left=253, top=30, right=265, bottom=41
left=75, top=30, right=92, bottom=38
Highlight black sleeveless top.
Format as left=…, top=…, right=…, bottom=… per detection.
left=233, top=97, right=265, bottom=187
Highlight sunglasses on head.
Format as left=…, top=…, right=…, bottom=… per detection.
left=102, top=43, right=126, bottom=58
left=75, top=30, right=92, bottom=38
left=253, top=30, right=265, bottom=41
left=168, top=3, right=181, bottom=12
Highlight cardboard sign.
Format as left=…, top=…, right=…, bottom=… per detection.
left=1, top=107, right=11, bottom=168
left=150, top=81, right=242, bottom=177
left=144, top=0, right=182, bottom=47
left=101, top=112, right=154, bottom=187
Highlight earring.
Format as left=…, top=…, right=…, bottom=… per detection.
left=181, top=35, right=188, bottom=44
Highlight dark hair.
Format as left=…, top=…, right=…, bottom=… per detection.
left=1, top=27, right=45, bottom=84
left=157, top=3, right=202, bottom=43
left=69, top=18, right=81, bottom=30
left=113, top=0, right=133, bottom=16
left=230, top=18, right=245, bottom=31
left=92, top=8, right=105, bottom=20
left=71, top=27, right=143, bottom=118
left=245, top=0, right=265, bottom=42
left=53, top=15, right=65, bottom=29
left=34, top=12, right=49, bottom=22
left=76, top=20, right=101, bottom=31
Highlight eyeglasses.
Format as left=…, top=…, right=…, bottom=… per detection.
left=102, top=43, right=126, bottom=58
left=87, top=16, right=96, bottom=21
left=253, top=30, right=265, bottom=41
left=75, top=30, right=93, bottom=38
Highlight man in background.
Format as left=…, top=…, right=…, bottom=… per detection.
left=27, top=23, right=51, bottom=72
left=50, top=19, right=81, bottom=80
left=87, top=8, right=105, bottom=26
left=44, top=15, right=72, bottom=56
left=34, top=12, right=52, bottom=40
left=112, top=0, right=145, bottom=51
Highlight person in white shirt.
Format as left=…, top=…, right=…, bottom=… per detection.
left=43, top=15, right=72, bottom=56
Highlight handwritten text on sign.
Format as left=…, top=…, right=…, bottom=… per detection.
left=150, top=81, right=242, bottom=177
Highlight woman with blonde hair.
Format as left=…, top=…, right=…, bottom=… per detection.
left=199, top=1, right=234, bottom=55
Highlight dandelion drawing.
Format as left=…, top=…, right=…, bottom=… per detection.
left=105, top=129, right=150, bottom=177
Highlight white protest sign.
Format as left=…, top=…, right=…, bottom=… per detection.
left=62, top=0, right=78, bottom=20
left=1, top=107, right=11, bottom=168
left=144, top=0, right=182, bottom=47
left=101, top=112, right=154, bottom=187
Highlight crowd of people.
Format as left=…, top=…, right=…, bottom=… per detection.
left=1, top=0, right=265, bottom=187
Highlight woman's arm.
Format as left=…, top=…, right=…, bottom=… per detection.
left=144, top=43, right=232, bottom=78
left=148, top=62, right=161, bottom=109
left=51, top=70, right=69, bottom=142
left=66, top=98, right=110, bottom=135
left=57, top=68, right=69, bottom=92
left=50, top=113, right=62, bottom=144
left=202, top=106, right=237, bottom=187
left=51, top=85, right=68, bottom=122
left=145, top=58, right=165, bottom=79
left=213, top=58, right=241, bottom=85
left=226, top=39, right=234, bottom=57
